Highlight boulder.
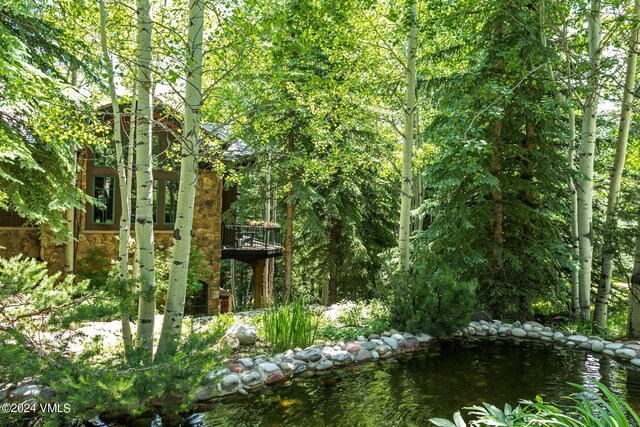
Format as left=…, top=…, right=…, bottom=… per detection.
left=221, top=374, right=240, bottom=391
left=399, top=338, right=421, bottom=353
left=355, top=348, right=372, bottom=362
left=382, top=337, right=399, bottom=351
left=226, top=324, right=258, bottom=346
left=511, top=328, right=527, bottom=338
left=265, top=372, right=286, bottom=387
left=194, top=388, right=216, bottom=402
left=346, top=342, right=362, bottom=353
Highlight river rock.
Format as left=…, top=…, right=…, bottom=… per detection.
left=237, top=387, right=248, bottom=396
left=361, top=341, right=377, bottom=351
left=195, top=387, right=218, bottom=402
left=293, top=361, right=308, bottom=374
left=355, top=348, right=372, bottom=362
left=488, top=328, right=497, bottom=336
left=241, top=371, right=264, bottom=387
left=314, top=360, right=333, bottom=371
left=228, top=363, right=244, bottom=373
left=371, top=350, right=380, bottom=360
left=382, top=337, right=398, bottom=350
left=553, top=332, right=565, bottom=341
left=399, top=338, right=421, bottom=352
left=591, top=341, right=604, bottom=352
left=415, top=333, right=432, bottom=343
left=308, top=353, right=322, bottom=362
left=467, top=327, right=476, bottom=335
left=227, top=324, right=258, bottom=346
left=278, top=362, right=295, bottom=378
left=294, top=352, right=310, bottom=362
left=368, top=334, right=380, bottom=340
left=357, top=335, right=367, bottom=342
left=331, top=351, right=352, bottom=363
left=221, top=374, right=240, bottom=391
left=258, top=363, right=280, bottom=374
left=382, top=331, right=391, bottom=337
left=391, top=334, right=405, bottom=342
left=631, top=358, right=640, bottom=367
left=523, top=323, right=532, bottom=332
left=375, top=345, right=391, bottom=355
left=346, top=342, right=362, bottom=353
left=371, top=338, right=384, bottom=346
left=511, top=328, right=527, bottom=338
left=605, top=342, right=624, bottom=351
left=567, top=335, right=588, bottom=343
left=238, top=358, right=254, bottom=368
left=603, top=349, right=615, bottom=357
left=265, top=372, right=286, bottom=387
left=615, top=348, right=638, bottom=360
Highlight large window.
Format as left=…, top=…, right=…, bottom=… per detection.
left=86, top=128, right=180, bottom=230
left=92, top=176, right=115, bottom=224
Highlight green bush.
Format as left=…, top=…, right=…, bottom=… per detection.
left=385, top=261, right=477, bottom=336
left=430, top=379, right=640, bottom=427
left=261, top=298, right=321, bottom=352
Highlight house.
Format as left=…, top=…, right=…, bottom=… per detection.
left=0, top=103, right=282, bottom=314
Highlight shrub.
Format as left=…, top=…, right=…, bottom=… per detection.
left=430, top=378, right=640, bottom=427
left=261, top=298, right=321, bottom=352
left=384, top=260, right=476, bottom=336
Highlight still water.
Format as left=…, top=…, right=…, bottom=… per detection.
left=184, top=339, right=640, bottom=426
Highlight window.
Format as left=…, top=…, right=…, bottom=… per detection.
left=164, top=180, right=179, bottom=224
left=92, top=176, right=115, bottom=225
left=86, top=129, right=181, bottom=230
left=0, top=207, right=27, bottom=227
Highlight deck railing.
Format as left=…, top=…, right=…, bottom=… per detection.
left=222, top=225, right=282, bottom=250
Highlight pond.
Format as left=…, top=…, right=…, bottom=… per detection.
left=184, top=339, right=640, bottom=426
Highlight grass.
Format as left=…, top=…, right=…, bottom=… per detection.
left=260, top=298, right=321, bottom=353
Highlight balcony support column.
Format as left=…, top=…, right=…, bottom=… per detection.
left=251, top=258, right=266, bottom=309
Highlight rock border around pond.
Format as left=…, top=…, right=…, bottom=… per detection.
left=194, top=330, right=433, bottom=402
left=464, top=319, right=640, bottom=367
left=195, top=319, right=640, bottom=404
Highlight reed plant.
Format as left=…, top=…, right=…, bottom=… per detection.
left=261, top=298, right=321, bottom=353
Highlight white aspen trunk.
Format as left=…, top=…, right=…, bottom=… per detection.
left=65, top=70, right=78, bottom=275
left=99, top=0, right=134, bottom=356
left=568, top=105, right=580, bottom=314
left=628, top=230, right=640, bottom=337
left=129, top=87, right=139, bottom=281
left=594, top=0, right=640, bottom=331
left=398, top=0, right=417, bottom=272
left=263, top=158, right=271, bottom=305
left=155, top=0, right=204, bottom=360
left=283, top=132, right=294, bottom=301
left=576, top=0, right=601, bottom=321
left=134, top=0, right=156, bottom=361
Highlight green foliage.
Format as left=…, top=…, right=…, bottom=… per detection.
left=260, top=298, right=321, bottom=352
left=430, top=379, right=640, bottom=427
left=76, top=247, right=112, bottom=289
left=318, top=300, right=391, bottom=341
left=384, top=258, right=477, bottom=336
left=155, top=245, right=214, bottom=311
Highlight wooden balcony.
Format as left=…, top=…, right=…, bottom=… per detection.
left=221, top=225, right=283, bottom=260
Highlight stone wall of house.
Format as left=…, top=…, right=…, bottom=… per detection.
left=0, top=228, right=40, bottom=259
left=2, top=159, right=224, bottom=315
left=193, top=169, right=223, bottom=315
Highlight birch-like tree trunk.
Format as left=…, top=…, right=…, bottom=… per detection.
left=134, top=0, right=156, bottom=361
left=568, top=102, right=580, bottom=314
left=398, top=0, right=417, bottom=272
left=65, top=69, right=78, bottom=275
left=594, top=0, right=640, bottom=331
left=576, top=0, right=601, bottom=321
left=99, top=0, right=133, bottom=356
left=628, top=229, right=640, bottom=337
left=283, top=131, right=295, bottom=301
left=155, top=0, right=204, bottom=360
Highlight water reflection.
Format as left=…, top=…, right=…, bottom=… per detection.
left=182, top=339, right=640, bottom=426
